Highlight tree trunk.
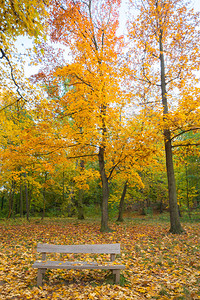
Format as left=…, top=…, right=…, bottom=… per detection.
left=77, top=160, right=85, bottom=220
left=159, top=29, right=184, bottom=234
left=1, top=195, right=4, bottom=211
left=117, top=181, right=128, bottom=222
left=160, top=198, right=163, bottom=214
left=20, top=178, right=23, bottom=217
left=185, top=164, right=191, bottom=219
left=98, top=146, right=110, bottom=232
left=164, top=129, right=183, bottom=232
left=62, top=170, right=65, bottom=205
left=24, top=172, right=29, bottom=222
left=77, top=189, right=85, bottom=220
left=7, top=180, right=15, bottom=219
left=42, top=172, right=47, bottom=220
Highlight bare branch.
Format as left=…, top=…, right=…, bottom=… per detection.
left=172, top=142, right=200, bottom=148
left=171, top=127, right=200, bottom=141
left=0, top=48, right=28, bottom=111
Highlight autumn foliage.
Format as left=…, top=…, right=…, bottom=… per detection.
left=0, top=1, right=200, bottom=298
left=0, top=1, right=200, bottom=234
left=0, top=218, right=200, bottom=299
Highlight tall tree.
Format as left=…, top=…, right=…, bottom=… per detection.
left=128, top=0, right=200, bottom=233
left=0, top=0, right=49, bottom=111
left=36, top=0, right=126, bottom=231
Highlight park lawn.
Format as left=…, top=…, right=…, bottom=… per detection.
left=0, top=216, right=199, bottom=299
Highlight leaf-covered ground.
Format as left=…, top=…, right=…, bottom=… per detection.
left=0, top=217, right=199, bottom=299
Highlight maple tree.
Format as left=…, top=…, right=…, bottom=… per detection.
left=0, top=0, right=47, bottom=38
left=34, top=0, right=131, bottom=231
left=0, top=0, right=199, bottom=230
left=106, top=111, right=163, bottom=221
left=0, top=90, right=62, bottom=220
left=0, top=0, right=49, bottom=110
left=0, top=0, right=50, bottom=219
left=175, top=131, right=200, bottom=213
left=127, top=0, right=200, bottom=233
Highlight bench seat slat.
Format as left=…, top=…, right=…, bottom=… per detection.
left=37, top=243, right=120, bottom=254
left=33, top=261, right=98, bottom=267
left=33, top=260, right=126, bottom=270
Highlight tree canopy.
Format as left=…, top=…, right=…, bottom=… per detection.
left=0, top=0, right=199, bottom=233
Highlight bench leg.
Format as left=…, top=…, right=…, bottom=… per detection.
left=37, top=269, right=46, bottom=287
left=112, top=270, right=120, bottom=284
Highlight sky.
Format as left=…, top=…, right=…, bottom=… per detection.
left=15, top=0, right=200, bottom=77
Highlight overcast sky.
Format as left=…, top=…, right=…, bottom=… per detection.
left=15, top=0, right=200, bottom=77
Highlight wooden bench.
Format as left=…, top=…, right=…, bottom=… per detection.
left=32, top=243, right=125, bottom=286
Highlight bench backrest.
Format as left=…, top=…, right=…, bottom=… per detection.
left=37, top=243, right=120, bottom=254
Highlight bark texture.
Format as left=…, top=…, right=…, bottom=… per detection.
left=159, top=30, right=184, bottom=233
left=98, top=147, right=110, bottom=232
left=117, top=181, right=128, bottom=222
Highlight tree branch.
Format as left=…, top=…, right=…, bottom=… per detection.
left=171, top=127, right=200, bottom=141
left=172, top=142, right=200, bottom=148
left=0, top=48, right=27, bottom=111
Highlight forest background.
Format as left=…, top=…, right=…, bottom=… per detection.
left=0, top=0, right=200, bottom=234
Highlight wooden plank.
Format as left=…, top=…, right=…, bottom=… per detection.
left=33, top=261, right=98, bottom=267
left=33, top=260, right=125, bottom=270
left=37, top=243, right=121, bottom=254
left=113, top=270, right=120, bottom=284
left=110, top=254, right=116, bottom=261
left=42, top=252, right=46, bottom=260
left=37, top=269, right=43, bottom=287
